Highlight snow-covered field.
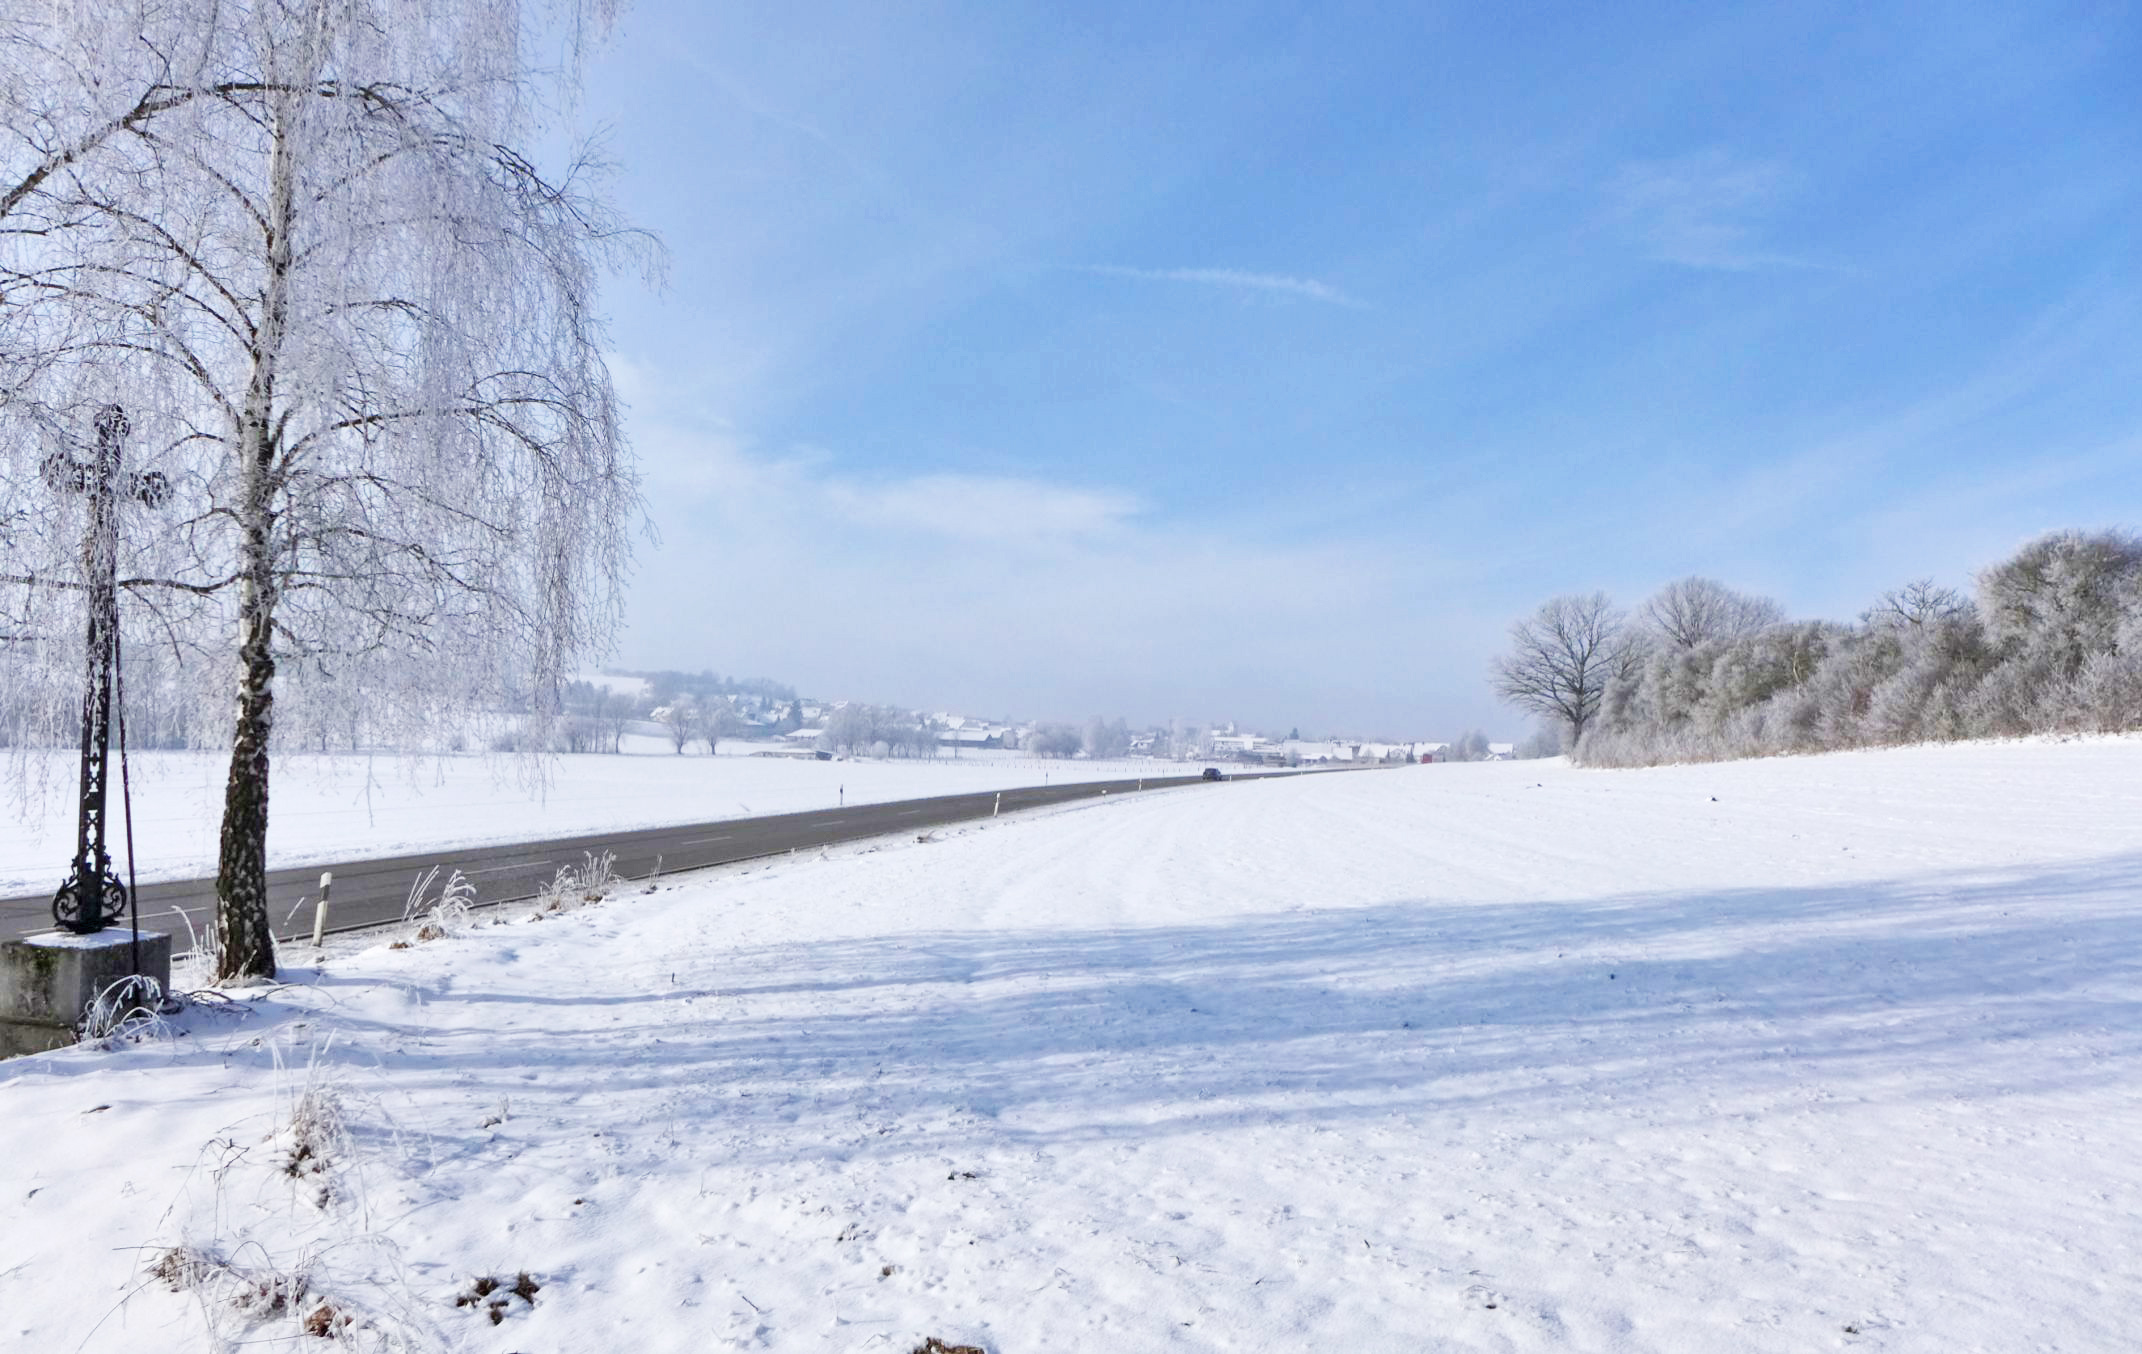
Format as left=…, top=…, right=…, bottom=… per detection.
left=0, top=740, right=1183, bottom=895
left=6, top=736, right=2142, bottom=1351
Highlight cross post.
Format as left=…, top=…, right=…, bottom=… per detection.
left=47, top=405, right=168, bottom=934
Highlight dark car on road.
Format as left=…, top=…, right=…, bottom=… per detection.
left=1201, top=767, right=1224, bottom=781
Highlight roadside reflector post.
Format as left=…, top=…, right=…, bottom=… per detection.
left=993, top=792, right=1001, bottom=817
left=311, top=871, right=332, bottom=947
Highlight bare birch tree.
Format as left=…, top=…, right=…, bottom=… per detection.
left=0, top=0, right=647, bottom=980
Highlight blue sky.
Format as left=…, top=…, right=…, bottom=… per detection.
left=583, top=1, right=2140, bottom=736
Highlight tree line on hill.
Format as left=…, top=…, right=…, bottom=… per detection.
left=1493, top=529, right=2142, bottom=767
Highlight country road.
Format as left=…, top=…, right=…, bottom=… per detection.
left=2, top=768, right=1315, bottom=949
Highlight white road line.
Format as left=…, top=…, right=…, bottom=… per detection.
left=464, top=861, right=542, bottom=877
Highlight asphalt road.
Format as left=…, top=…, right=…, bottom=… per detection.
left=2, top=769, right=1284, bottom=949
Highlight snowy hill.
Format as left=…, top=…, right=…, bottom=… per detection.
left=5, top=736, right=2141, bottom=1351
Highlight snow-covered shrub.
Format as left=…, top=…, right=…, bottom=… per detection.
left=1760, top=679, right=1828, bottom=754
left=1704, top=622, right=1839, bottom=732
left=1977, top=529, right=2142, bottom=678
left=1794, top=627, right=1897, bottom=748
left=1861, top=611, right=1996, bottom=745
left=1959, top=649, right=2064, bottom=738
left=2054, top=649, right=2142, bottom=733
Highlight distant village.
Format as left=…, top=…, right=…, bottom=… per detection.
left=564, top=670, right=1519, bottom=766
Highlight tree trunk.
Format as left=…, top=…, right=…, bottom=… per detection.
left=212, top=617, right=277, bottom=980
left=211, top=90, right=298, bottom=983
left=210, top=381, right=284, bottom=980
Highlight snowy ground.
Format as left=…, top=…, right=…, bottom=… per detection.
left=5, top=736, right=2142, bottom=1351
left=0, top=740, right=1182, bottom=895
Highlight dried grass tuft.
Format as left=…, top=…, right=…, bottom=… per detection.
left=528, top=849, right=620, bottom=918
left=79, top=972, right=170, bottom=1042
left=400, top=865, right=476, bottom=942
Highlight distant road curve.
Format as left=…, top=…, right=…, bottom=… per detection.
left=0, top=767, right=1346, bottom=949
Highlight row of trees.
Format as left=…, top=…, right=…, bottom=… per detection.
left=1493, top=530, right=2142, bottom=766
left=815, top=703, right=941, bottom=759
left=649, top=695, right=752, bottom=755
left=0, top=1, right=644, bottom=979
left=823, top=712, right=1133, bottom=760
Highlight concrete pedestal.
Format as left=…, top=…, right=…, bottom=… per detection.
left=0, top=929, right=171, bottom=1057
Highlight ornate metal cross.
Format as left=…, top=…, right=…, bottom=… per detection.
left=46, top=405, right=168, bottom=934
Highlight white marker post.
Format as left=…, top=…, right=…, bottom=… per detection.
left=993, top=792, right=1001, bottom=817
left=311, top=871, right=333, bottom=947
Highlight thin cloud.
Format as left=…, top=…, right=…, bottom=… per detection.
left=1606, top=151, right=1827, bottom=272
left=826, top=473, right=1143, bottom=542
left=1080, top=264, right=1366, bottom=308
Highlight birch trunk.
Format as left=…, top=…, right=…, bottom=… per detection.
left=212, top=95, right=300, bottom=983
left=212, top=576, right=277, bottom=980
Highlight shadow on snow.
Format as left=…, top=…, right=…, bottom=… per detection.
left=34, top=850, right=2142, bottom=1166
